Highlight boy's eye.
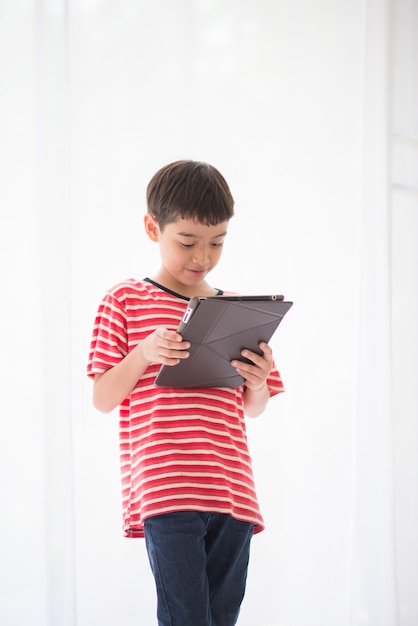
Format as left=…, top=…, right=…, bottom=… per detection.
left=178, top=240, right=224, bottom=249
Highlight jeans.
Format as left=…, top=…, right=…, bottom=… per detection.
left=144, top=511, right=253, bottom=626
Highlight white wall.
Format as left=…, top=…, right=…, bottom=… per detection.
left=0, top=1, right=417, bottom=625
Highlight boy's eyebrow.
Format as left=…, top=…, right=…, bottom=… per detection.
left=176, top=231, right=228, bottom=239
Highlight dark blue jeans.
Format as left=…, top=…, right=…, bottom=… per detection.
left=144, top=511, right=253, bottom=626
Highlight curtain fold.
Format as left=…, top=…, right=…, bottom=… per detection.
left=390, top=2, right=418, bottom=625
left=347, top=0, right=399, bottom=624
left=36, top=2, right=77, bottom=624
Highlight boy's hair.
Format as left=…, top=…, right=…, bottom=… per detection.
left=146, top=160, right=234, bottom=229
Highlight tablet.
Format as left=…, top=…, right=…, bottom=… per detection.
left=154, top=294, right=293, bottom=388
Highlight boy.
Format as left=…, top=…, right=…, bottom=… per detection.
left=87, top=160, right=284, bottom=626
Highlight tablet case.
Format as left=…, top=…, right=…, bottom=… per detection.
left=155, top=295, right=293, bottom=388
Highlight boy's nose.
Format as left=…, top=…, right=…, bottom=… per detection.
left=192, top=246, right=209, bottom=265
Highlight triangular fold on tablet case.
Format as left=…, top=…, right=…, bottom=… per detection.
left=206, top=319, right=281, bottom=360
left=155, top=342, right=245, bottom=388
left=198, top=299, right=283, bottom=342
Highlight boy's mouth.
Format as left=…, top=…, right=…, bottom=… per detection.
left=187, top=268, right=207, bottom=277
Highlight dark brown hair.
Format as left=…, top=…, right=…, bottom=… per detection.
left=146, top=160, right=234, bottom=229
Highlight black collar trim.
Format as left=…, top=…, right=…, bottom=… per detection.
left=143, top=277, right=223, bottom=299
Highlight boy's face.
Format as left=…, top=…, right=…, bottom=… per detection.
left=144, top=215, right=228, bottom=296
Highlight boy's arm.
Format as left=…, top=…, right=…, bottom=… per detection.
left=242, top=383, right=270, bottom=418
left=231, top=342, right=274, bottom=418
left=93, top=329, right=190, bottom=413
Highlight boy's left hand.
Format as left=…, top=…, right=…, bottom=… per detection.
left=231, top=342, right=273, bottom=390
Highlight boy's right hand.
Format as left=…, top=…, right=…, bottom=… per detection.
left=140, top=328, right=190, bottom=366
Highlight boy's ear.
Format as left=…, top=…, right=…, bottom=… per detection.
left=144, top=214, right=160, bottom=242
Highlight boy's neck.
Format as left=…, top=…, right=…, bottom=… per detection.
left=149, top=271, right=219, bottom=299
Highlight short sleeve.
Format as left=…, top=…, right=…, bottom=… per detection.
left=266, top=361, right=285, bottom=397
left=87, top=291, right=128, bottom=379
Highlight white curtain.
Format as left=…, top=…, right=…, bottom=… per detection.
left=0, top=1, right=417, bottom=625
left=347, top=1, right=397, bottom=624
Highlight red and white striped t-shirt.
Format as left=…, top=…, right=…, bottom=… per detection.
left=87, top=278, right=284, bottom=537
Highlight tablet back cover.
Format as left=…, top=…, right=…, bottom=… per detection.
left=155, top=297, right=293, bottom=388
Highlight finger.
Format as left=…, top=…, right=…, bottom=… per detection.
left=158, top=328, right=184, bottom=342
left=235, top=366, right=264, bottom=389
left=258, top=341, right=272, bottom=357
left=232, top=357, right=271, bottom=383
left=240, top=350, right=261, bottom=366
left=157, top=330, right=190, bottom=350
left=160, top=345, right=190, bottom=359
left=251, top=342, right=272, bottom=360
left=240, top=350, right=271, bottom=369
left=231, top=361, right=257, bottom=379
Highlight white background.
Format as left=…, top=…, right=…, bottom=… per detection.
left=0, top=1, right=417, bottom=625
